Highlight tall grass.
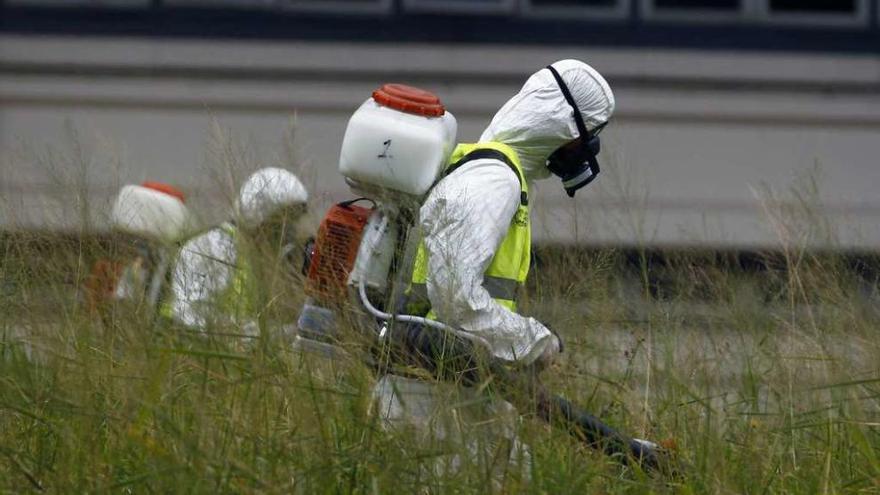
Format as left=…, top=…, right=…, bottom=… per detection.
left=2, top=130, right=879, bottom=493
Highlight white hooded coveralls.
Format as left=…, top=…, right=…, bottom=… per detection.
left=166, top=167, right=308, bottom=330
left=373, top=59, right=616, bottom=476
left=420, top=59, right=615, bottom=364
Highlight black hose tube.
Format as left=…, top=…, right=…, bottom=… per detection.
left=380, top=321, right=664, bottom=471
left=542, top=392, right=661, bottom=471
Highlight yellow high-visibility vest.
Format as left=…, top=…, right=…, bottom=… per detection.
left=409, top=141, right=531, bottom=316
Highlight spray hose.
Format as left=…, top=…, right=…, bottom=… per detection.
left=355, top=277, right=669, bottom=473
left=357, top=277, right=491, bottom=349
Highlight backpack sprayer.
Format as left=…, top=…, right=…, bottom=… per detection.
left=297, top=83, right=458, bottom=349
left=296, top=84, right=670, bottom=473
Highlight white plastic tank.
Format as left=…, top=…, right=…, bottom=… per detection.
left=110, top=182, right=193, bottom=244
left=339, top=84, right=457, bottom=196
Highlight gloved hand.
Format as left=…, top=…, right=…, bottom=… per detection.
left=534, top=325, right=563, bottom=370
left=241, top=321, right=260, bottom=338
left=548, top=325, right=564, bottom=354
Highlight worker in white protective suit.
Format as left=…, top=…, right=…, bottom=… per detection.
left=372, top=60, right=615, bottom=484
left=162, top=168, right=309, bottom=338
left=85, top=182, right=193, bottom=325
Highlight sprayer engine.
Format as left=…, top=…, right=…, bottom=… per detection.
left=305, top=200, right=372, bottom=302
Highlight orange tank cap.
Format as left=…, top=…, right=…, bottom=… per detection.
left=141, top=181, right=186, bottom=203
left=372, top=83, right=445, bottom=117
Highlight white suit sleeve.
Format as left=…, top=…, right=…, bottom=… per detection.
left=420, top=158, right=553, bottom=364
left=169, top=227, right=236, bottom=329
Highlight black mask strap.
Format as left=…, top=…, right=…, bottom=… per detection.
left=546, top=65, right=589, bottom=141
left=545, top=65, right=603, bottom=197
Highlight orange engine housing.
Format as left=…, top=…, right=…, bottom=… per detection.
left=306, top=201, right=372, bottom=301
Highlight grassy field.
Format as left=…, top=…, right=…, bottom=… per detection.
left=2, top=129, right=879, bottom=492
left=2, top=228, right=879, bottom=493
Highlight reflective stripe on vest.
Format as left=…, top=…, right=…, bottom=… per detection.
left=409, top=141, right=531, bottom=316
left=410, top=275, right=519, bottom=306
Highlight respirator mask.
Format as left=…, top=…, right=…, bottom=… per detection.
left=545, top=65, right=607, bottom=198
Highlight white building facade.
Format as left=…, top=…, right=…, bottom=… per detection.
left=2, top=0, right=879, bottom=249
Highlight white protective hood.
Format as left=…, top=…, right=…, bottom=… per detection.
left=236, top=167, right=309, bottom=228
left=479, top=59, right=615, bottom=181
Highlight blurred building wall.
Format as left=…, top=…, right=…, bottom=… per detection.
left=2, top=35, right=879, bottom=249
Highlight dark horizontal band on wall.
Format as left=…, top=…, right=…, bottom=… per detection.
left=1, top=6, right=880, bottom=54
left=3, top=60, right=880, bottom=96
